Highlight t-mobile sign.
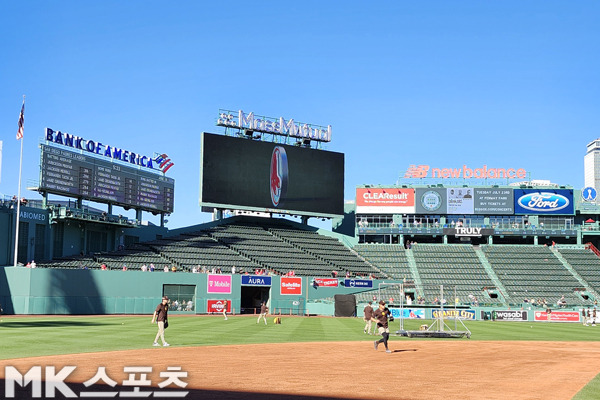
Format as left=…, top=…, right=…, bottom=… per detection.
left=207, top=274, right=232, bottom=294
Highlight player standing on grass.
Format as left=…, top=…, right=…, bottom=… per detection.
left=372, top=300, right=393, bottom=353
left=223, top=299, right=228, bottom=320
left=257, top=301, right=268, bottom=325
left=151, top=296, right=170, bottom=347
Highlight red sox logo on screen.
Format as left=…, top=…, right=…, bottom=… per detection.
left=270, top=146, right=288, bottom=207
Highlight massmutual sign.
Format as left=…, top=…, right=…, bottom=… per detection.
left=216, top=109, right=332, bottom=142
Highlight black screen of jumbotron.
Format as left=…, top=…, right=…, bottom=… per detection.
left=200, top=133, right=344, bottom=216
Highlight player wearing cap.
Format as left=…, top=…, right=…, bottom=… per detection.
left=372, top=300, right=393, bottom=353
left=151, top=296, right=170, bottom=347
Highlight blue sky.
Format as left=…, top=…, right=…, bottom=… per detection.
left=1, top=1, right=599, bottom=229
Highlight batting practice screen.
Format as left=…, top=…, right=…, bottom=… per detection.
left=199, top=132, right=345, bottom=217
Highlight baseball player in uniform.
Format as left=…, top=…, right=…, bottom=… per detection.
left=257, top=302, right=268, bottom=325
left=222, top=299, right=228, bottom=320
left=372, top=300, right=393, bottom=353
left=151, top=296, right=170, bottom=347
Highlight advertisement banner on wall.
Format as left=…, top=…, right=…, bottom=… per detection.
left=443, top=227, right=495, bottom=237
left=207, top=299, right=231, bottom=313
left=534, top=311, right=580, bottom=322
left=389, top=308, right=426, bottom=319
left=415, top=188, right=448, bottom=214
left=343, top=279, right=373, bottom=288
left=241, top=275, right=272, bottom=286
left=207, top=274, right=232, bottom=294
left=474, top=188, right=514, bottom=215
left=355, top=188, right=415, bottom=214
left=432, top=309, right=475, bottom=320
left=313, top=278, right=338, bottom=287
left=514, top=189, right=574, bottom=215
left=446, top=188, right=474, bottom=214
left=281, top=277, right=303, bottom=295
left=482, top=310, right=528, bottom=321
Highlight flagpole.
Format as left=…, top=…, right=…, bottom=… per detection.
left=13, top=96, right=25, bottom=267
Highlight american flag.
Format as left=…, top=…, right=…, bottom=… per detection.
left=16, top=101, right=24, bottom=140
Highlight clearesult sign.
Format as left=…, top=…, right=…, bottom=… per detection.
left=355, top=188, right=415, bottom=214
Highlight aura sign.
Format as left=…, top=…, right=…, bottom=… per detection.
left=216, top=109, right=332, bottom=142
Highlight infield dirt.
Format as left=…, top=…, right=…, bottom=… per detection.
left=2, top=341, right=600, bottom=399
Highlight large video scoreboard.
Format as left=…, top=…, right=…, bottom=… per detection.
left=40, top=144, right=174, bottom=213
left=200, top=132, right=344, bottom=217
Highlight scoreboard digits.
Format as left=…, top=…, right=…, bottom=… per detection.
left=40, top=144, right=174, bottom=213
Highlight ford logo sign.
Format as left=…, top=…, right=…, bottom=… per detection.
left=517, top=192, right=569, bottom=212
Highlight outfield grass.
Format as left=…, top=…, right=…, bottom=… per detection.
left=1, top=315, right=599, bottom=360
left=1, top=315, right=599, bottom=399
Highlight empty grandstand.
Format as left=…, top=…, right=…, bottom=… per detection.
left=412, top=244, right=503, bottom=305
left=37, top=217, right=380, bottom=279
left=353, top=244, right=411, bottom=280
left=483, top=245, right=588, bottom=306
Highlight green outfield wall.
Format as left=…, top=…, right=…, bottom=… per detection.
left=0, top=267, right=584, bottom=322
left=0, top=267, right=395, bottom=316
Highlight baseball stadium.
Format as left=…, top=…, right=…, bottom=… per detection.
left=2, top=113, right=600, bottom=400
